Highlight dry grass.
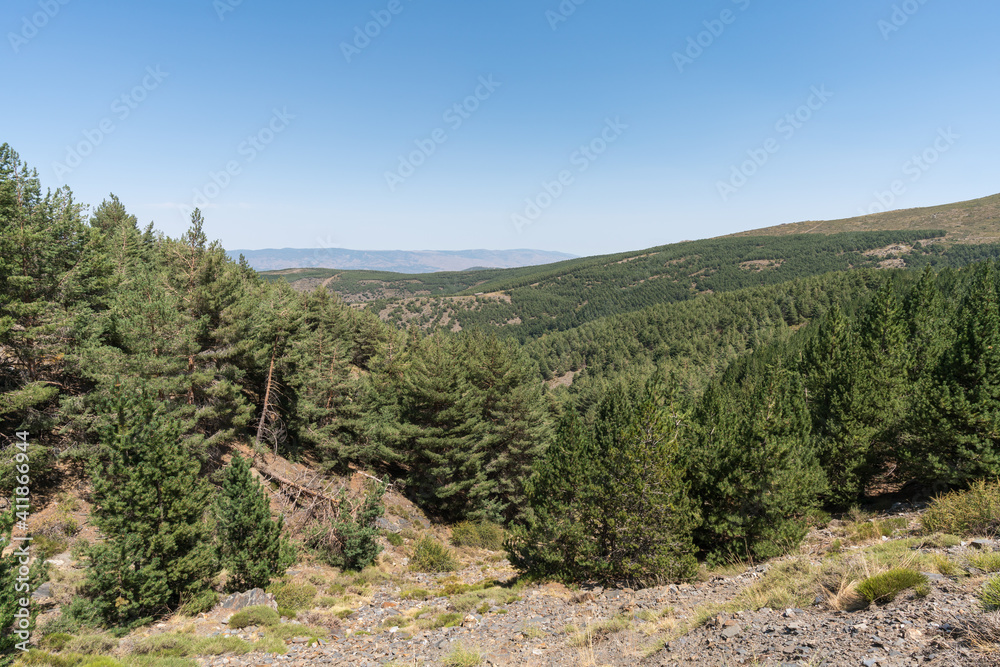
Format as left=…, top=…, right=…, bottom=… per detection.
left=922, top=479, right=1000, bottom=537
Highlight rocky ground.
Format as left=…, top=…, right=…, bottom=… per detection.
left=24, top=467, right=1000, bottom=667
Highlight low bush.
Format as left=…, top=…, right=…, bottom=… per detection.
left=227, top=606, right=280, bottom=629
left=410, top=538, right=458, bottom=573
left=14, top=651, right=125, bottom=667
left=856, top=568, right=927, bottom=604
left=441, top=644, right=484, bottom=667
left=38, top=633, right=74, bottom=652
left=450, top=522, right=505, bottom=551
left=386, top=532, right=404, bottom=547
left=969, top=552, right=1000, bottom=573
left=849, top=517, right=908, bottom=542
left=63, top=634, right=118, bottom=655
left=179, top=590, right=218, bottom=616
left=400, top=587, right=431, bottom=600
left=416, top=612, right=463, bottom=630
left=980, top=575, right=1000, bottom=611
left=922, top=479, right=1000, bottom=536
left=33, top=535, right=69, bottom=560
left=266, top=581, right=316, bottom=611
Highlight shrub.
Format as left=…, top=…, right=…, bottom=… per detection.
left=64, top=634, right=119, bottom=655
left=922, top=479, right=1000, bottom=536
left=386, top=532, right=404, bottom=547
left=266, top=581, right=316, bottom=611
left=450, top=522, right=505, bottom=551
left=41, top=597, right=102, bottom=636
left=306, top=482, right=386, bottom=572
left=228, top=606, right=280, bottom=629
left=400, top=588, right=431, bottom=600
left=980, top=576, right=1000, bottom=611
left=410, top=538, right=458, bottom=573
left=442, top=644, right=484, bottom=667
left=179, top=589, right=218, bottom=617
left=856, top=568, right=927, bottom=604
left=38, top=633, right=73, bottom=651
left=33, top=535, right=69, bottom=560
left=969, top=552, right=1000, bottom=573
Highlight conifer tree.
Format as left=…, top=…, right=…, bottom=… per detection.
left=909, top=263, right=1000, bottom=484
left=458, top=331, right=552, bottom=523
left=286, top=287, right=355, bottom=461
left=507, top=410, right=598, bottom=581
left=1, top=506, right=19, bottom=663
left=394, top=334, right=481, bottom=520
left=509, top=380, right=699, bottom=584
left=83, top=384, right=218, bottom=626
left=214, top=453, right=291, bottom=592
left=691, top=354, right=826, bottom=562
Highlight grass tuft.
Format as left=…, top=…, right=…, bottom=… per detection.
left=922, top=479, right=1000, bottom=537
left=410, top=537, right=458, bottom=573
left=856, top=568, right=927, bottom=605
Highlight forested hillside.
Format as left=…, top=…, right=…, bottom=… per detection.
left=5, top=141, right=1000, bottom=644
left=270, top=215, right=1000, bottom=344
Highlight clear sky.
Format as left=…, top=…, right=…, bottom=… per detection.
left=2, top=0, right=998, bottom=256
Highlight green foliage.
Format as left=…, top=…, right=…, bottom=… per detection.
left=265, top=582, right=315, bottom=612
left=921, top=479, right=1000, bottom=536
left=509, top=380, right=699, bottom=585
left=82, top=385, right=218, bottom=627
left=690, top=355, right=826, bottom=562
left=450, top=522, right=505, bottom=550
left=307, top=481, right=385, bottom=572
left=38, top=634, right=73, bottom=652
left=410, top=538, right=458, bottom=573
left=979, top=576, right=1000, bottom=611
left=856, top=568, right=927, bottom=604
left=386, top=532, right=404, bottom=547
left=62, top=634, right=118, bottom=655
left=178, top=590, right=218, bottom=617
left=227, top=606, right=280, bottom=629
left=214, top=453, right=291, bottom=592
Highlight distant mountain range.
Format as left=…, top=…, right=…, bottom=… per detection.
left=229, top=248, right=577, bottom=273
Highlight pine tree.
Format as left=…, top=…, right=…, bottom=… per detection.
left=1, top=506, right=19, bottom=663
left=508, top=380, right=699, bottom=584
left=909, top=263, right=1000, bottom=484
left=507, top=410, right=598, bottom=581
left=394, top=334, right=481, bottom=520
left=457, top=331, right=552, bottom=523
left=691, top=354, right=826, bottom=562
left=0, top=145, right=98, bottom=490
left=83, top=384, right=218, bottom=626
left=214, top=453, right=291, bottom=593
left=285, top=287, right=355, bottom=462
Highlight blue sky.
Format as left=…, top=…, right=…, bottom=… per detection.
left=2, top=0, right=998, bottom=256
